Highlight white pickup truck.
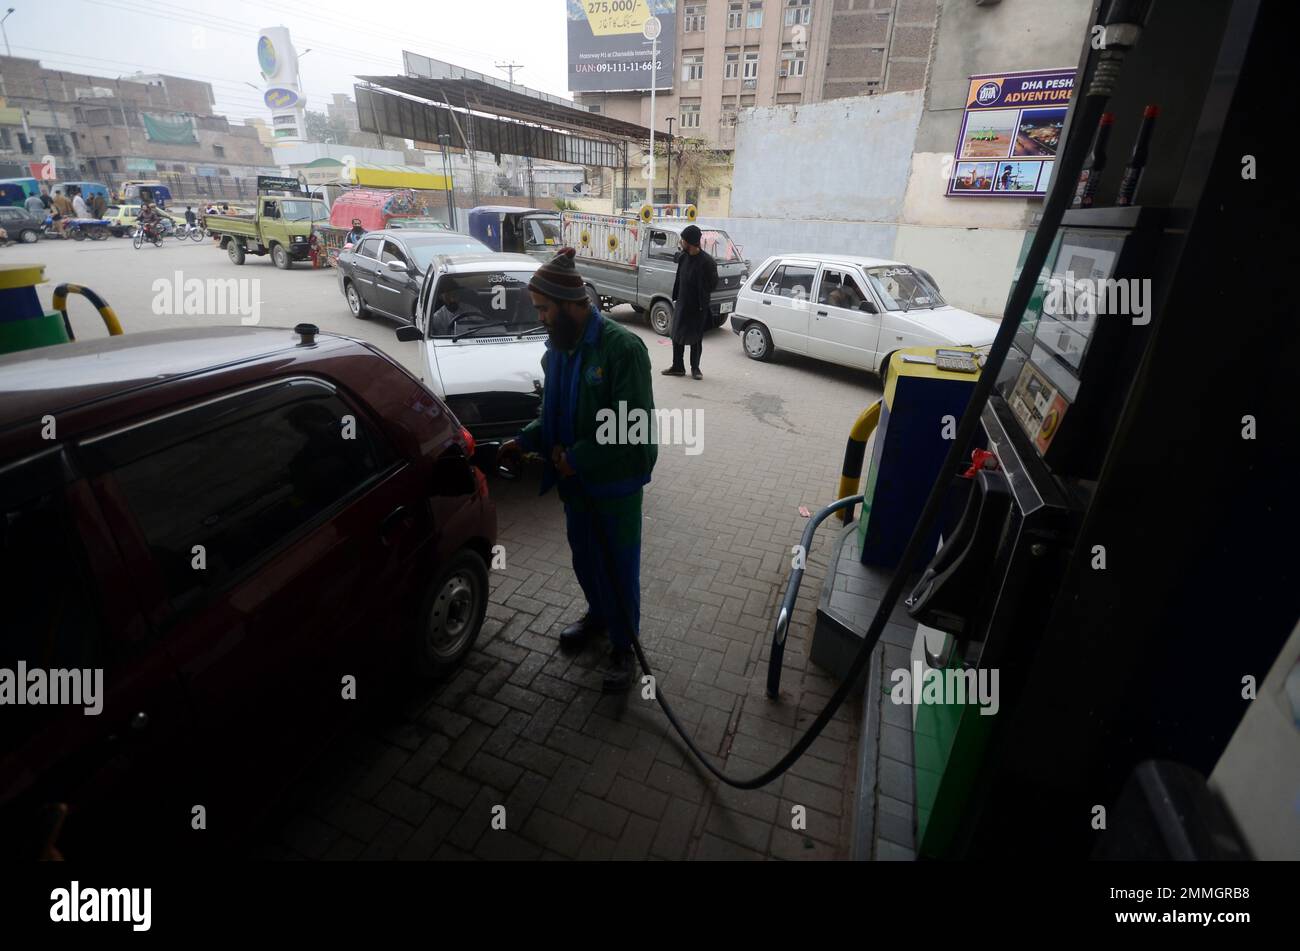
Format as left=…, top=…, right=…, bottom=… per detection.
left=561, top=209, right=750, bottom=335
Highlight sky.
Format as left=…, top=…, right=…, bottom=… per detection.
left=4, top=0, right=575, bottom=124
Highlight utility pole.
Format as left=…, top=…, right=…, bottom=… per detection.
left=495, top=62, right=524, bottom=86
left=665, top=116, right=675, bottom=204
left=643, top=17, right=660, bottom=206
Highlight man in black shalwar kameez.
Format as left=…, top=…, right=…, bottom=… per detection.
left=662, top=224, right=718, bottom=381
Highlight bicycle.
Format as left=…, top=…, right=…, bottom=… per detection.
left=174, top=222, right=206, bottom=241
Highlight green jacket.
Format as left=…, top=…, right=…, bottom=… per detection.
left=517, top=307, right=657, bottom=506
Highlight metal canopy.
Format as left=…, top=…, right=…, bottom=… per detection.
left=356, top=75, right=668, bottom=145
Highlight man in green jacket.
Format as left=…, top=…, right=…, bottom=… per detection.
left=498, top=248, right=657, bottom=692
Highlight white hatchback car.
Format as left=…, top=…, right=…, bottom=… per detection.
left=395, top=252, right=548, bottom=448
left=729, top=253, right=997, bottom=380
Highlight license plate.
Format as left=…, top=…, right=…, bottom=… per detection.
left=721, top=301, right=733, bottom=313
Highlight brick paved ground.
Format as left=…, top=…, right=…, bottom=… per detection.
left=260, top=311, right=885, bottom=860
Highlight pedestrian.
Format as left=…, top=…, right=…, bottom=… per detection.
left=51, top=190, right=73, bottom=236
left=71, top=188, right=89, bottom=220
left=497, top=248, right=658, bottom=692
left=39, top=188, right=52, bottom=211
left=345, top=218, right=365, bottom=246
left=91, top=192, right=107, bottom=219
left=24, top=191, right=44, bottom=216
left=184, top=205, right=197, bottom=228
left=662, top=224, right=717, bottom=381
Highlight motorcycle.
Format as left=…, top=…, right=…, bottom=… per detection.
left=42, top=216, right=110, bottom=241
left=132, top=222, right=165, bottom=249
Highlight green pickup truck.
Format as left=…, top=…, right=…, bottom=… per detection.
left=205, top=195, right=328, bottom=268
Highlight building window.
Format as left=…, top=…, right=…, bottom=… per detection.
left=682, top=53, right=704, bottom=82
left=747, top=1, right=763, bottom=29
left=743, top=50, right=760, bottom=79
left=780, top=47, right=806, bottom=77
left=784, top=0, right=811, bottom=26
left=685, top=3, right=706, bottom=31
left=17, top=133, right=33, bottom=155
left=110, top=158, right=119, bottom=171
left=728, top=2, right=743, bottom=29
left=707, top=187, right=721, bottom=198
left=213, top=145, right=225, bottom=157
left=724, top=50, right=741, bottom=79
left=680, top=100, right=702, bottom=129
left=45, top=133, right=69, bottom=157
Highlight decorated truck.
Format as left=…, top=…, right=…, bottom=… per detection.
left=311, top=188, right=449, bottom=268
left=561, top=204, right=749, bottom=335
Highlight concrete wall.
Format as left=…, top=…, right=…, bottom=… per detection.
left=731, top=90, right=923, bottom=221
left=700, top=89, right=921, bottom=266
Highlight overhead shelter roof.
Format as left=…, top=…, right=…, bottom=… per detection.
left=355, top=75, right=670, bottom=145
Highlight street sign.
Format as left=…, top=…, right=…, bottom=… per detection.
left=643, top=17, right=661, bottom=40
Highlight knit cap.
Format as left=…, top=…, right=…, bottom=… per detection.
left=529, top=247, right=589, bottom=301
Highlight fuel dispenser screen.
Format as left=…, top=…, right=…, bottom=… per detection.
left=1005, top=228, right=1128, bottom=458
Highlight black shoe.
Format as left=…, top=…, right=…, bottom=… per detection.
left=601, top=648, right=635, bottom=693
left=559, top=613, right=606, bottom=651
left=661, top=367, right=686, bottom=376
left=691, top=369, right=702, bottom=380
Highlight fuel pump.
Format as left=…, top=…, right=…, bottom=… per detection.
left=900, top=0, right=1294, bottom=858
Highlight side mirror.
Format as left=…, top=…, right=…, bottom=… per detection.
left=395, top=325, right=422, bottom=342
left=387, top=259, right=408, bottom=272
left=859, top=300, right=878, bottom=314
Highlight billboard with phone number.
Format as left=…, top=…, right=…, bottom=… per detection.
left=567, top=0, right=676, bottom=93
left=947, top=68, right=1076, bottom=198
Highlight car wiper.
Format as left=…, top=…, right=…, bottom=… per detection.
left=453, top=322, right=509, bottom=341
left=517, top=325, right=549, bottom=337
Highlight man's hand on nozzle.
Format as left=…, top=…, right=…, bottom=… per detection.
left=497, top=439, right=524, bottom=475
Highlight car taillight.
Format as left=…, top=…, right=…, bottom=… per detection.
left=460, top=426, right=476, bottom=458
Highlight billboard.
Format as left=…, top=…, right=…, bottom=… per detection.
left=258, top=26, right=307, bottom=143
left=567, top=0, right=676, bottom=93
left=946, top=68, right=1075, bottom=198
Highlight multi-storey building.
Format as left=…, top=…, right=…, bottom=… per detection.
left=0, top=55, right=275, bottom=193
left=574, top=0, right=932, bottom=150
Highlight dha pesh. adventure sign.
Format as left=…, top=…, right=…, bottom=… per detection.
left=947, top=68, right=1076, bottom=198
left=567, top=0, right=677, bottom=93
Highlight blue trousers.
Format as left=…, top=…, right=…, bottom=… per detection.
left=563, top=496, right=642, bottom=651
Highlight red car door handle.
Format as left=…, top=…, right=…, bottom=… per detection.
left=380, top=505, right=412, bottom=544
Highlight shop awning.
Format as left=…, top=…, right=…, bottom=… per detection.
left=296, top=159, right=450, bottom=191
left=350, top=163, right=450, bottom=191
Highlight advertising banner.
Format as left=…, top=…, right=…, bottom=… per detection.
left=946, top=68, right=1075, bottom=198
left=567, top=0, right=676, bottom=93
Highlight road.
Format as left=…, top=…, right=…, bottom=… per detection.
left=6, top=236, right=892, bottom=860
left=2, top=234, right=422, bottom=377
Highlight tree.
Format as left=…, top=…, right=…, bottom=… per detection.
left=655, top=136, right=729, bottom=205
left=304, top=110, right=349, bottom=145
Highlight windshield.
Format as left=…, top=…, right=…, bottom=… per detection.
left=699, top=230, right=743, bottom=263
left=863, top=265, right=945, bottom=310
left=427, top=270, right=543, bottom=338
left=279, top=200, right=327, bottom=222
left=406, top=236, right=492, bottom=270
left=523, top=216, right=562, bottom=248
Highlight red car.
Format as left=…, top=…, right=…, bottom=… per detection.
left=0, top=324, right=496, bottom=857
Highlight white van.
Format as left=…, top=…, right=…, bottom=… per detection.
left=729, top=253, right=997, bottom=380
